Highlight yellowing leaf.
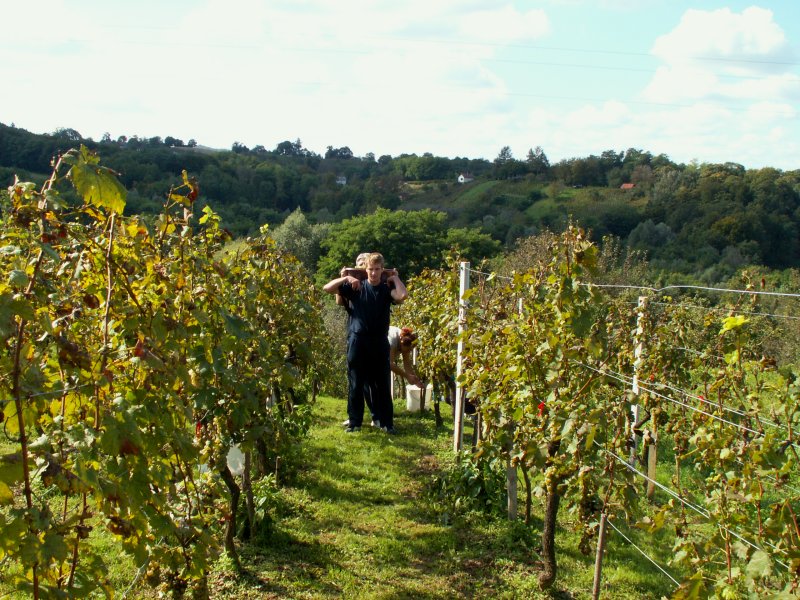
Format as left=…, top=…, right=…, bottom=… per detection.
left=723, top=349, right=739, bottom=365
left=68, top=146, right=126, bottom=213
left=0, top=481, right=13, bottom=505
left=720, top=315, right=748, bottom=334
left=1, top=404, right=18, bottom=435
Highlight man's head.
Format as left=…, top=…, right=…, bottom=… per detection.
left=399, top=327, right=418, bottom=350
left=355, top=253, right=370, bottom=268
left=365, top=252, right=384, bottom=285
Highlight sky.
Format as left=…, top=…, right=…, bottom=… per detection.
left=2, top=1, right=799, bottom=170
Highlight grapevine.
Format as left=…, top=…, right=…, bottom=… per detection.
left=400, top=226, right=800, bottom=596
left=0, top=147, right=331, bottom=598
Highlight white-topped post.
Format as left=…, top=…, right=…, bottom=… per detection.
left=453, top=261, right=470, bottom=452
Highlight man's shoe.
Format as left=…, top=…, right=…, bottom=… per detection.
left=371, top=419, right=381, bottom=428
left=342, top=419, right=351, bottom=427
left=345, top=425, right=361, bottom=433
left=382, top=426, right=397, bottom=435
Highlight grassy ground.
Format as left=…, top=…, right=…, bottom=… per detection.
left=1, top=395, right=679, bottom=599
left=201, top=396, right=676, bottom=599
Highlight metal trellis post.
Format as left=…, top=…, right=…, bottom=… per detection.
left=453, top=261, right=470, bottom=452
left=630, top=295, right=647, bottom=464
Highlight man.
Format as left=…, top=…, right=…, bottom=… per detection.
left=323, top=253, right=408, bottom=433
left=337, top=253, right=379, bottom=427
left=388, top=326, right=422, bottom=387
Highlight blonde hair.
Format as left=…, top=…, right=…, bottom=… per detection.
left=366, top=252, right=384, bottom=267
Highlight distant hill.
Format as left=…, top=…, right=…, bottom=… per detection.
left=2, top=122, right=799, bottom=279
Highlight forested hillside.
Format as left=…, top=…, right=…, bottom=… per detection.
left=2, top=122, right=799, bottom=282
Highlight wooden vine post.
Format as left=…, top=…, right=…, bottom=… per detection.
left=453, top=261, right=470, bottom=452
left=506, top=296, right=524, bottom=521
left=646, top=407, right=658, bottom=500
left=592, top=513, right=609, bottom=600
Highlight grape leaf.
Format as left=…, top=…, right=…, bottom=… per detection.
left=68, top=146, right=126, bottom=213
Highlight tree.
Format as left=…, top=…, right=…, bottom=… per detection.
left=316, top=209, right=451, bottom=284
left=627, top=219, right=676, bottom=254
left=444, top=227, right=502, bottom=262
left=526, top=146, right=550, bottom=179
left=493, top=147, right=526, bottom=180
left=325, top=146, right=353, bottom=160
left=271, top=208, right=330, bottom=272
left=164, top=136, right=184, bottom=147
left=363, top=174, right=402, bottom=211
left=599, top=149, right=623, bottom=172
left=404, top=155, right=453, bottom=181
left=495, top=146, right=513, bottom=164
left=630, top=164, right=654, bottom=190
left=275, top=139, right=306, bottom=157
left=52, top=127, right=83, bottom=142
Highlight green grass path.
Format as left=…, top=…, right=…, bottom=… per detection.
left=207, top=396, right=671, bottom=599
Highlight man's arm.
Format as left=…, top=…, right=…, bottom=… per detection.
left=323, top=275, right=360, bottom=295
left=335, top=266, right=349, bottom=306
left=388, top=272, right=408, bottom=303
left=399, top=349, right=422, bottom=386
left=389, top=347, right=420, bottom=385
left=389, top=346, right=404, bottom=378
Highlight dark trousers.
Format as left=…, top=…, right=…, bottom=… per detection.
left=347, top=334, right=392, bottom=427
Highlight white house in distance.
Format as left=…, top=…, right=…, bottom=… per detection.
left=457, top=173, right=474, bottom=184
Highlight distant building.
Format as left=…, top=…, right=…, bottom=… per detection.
left=457, top=173, right=474, bottom=184
left=620, top=183, right=635, bottom=190
left=336, top=175, right=347, bottom=186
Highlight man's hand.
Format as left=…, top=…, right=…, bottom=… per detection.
left=346, top=275, right=361, bottom=290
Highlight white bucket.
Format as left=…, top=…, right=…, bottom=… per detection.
left=406, top=384, right=432, bottom=412
left=226, top=444, right=245, bottom=476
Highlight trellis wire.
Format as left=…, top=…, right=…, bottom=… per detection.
left=575, top=361, right=793, bottom=441
left=605, top=517, right=680, bottom=586
left=590, top=282, right=800, bottom=300
left=2, top=382, right=96, bottom=401
left=632, top=370, right=787, bottom=433
left=601, top=445, right=791, bottom=570
left=734, top=456, right=800, bottom=495
left=674, top=346, right=726, bottom=361
left=648, top=300, right=800, bottom=322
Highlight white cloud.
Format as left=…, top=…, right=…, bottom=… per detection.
left=626, top=5, right=799, bottom=168
left=651, top=7, right=793, bottom=73
left=2, top=2, right=797, bottom=169
left=457, top=7, right=550, bottom=44
left=157, top=0, right=551, bottom=153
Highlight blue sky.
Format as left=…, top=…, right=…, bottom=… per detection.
left=3, top=1, right=798, bottom=169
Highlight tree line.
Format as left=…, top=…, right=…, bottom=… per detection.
left=2, top=122, right=799, bottom=282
